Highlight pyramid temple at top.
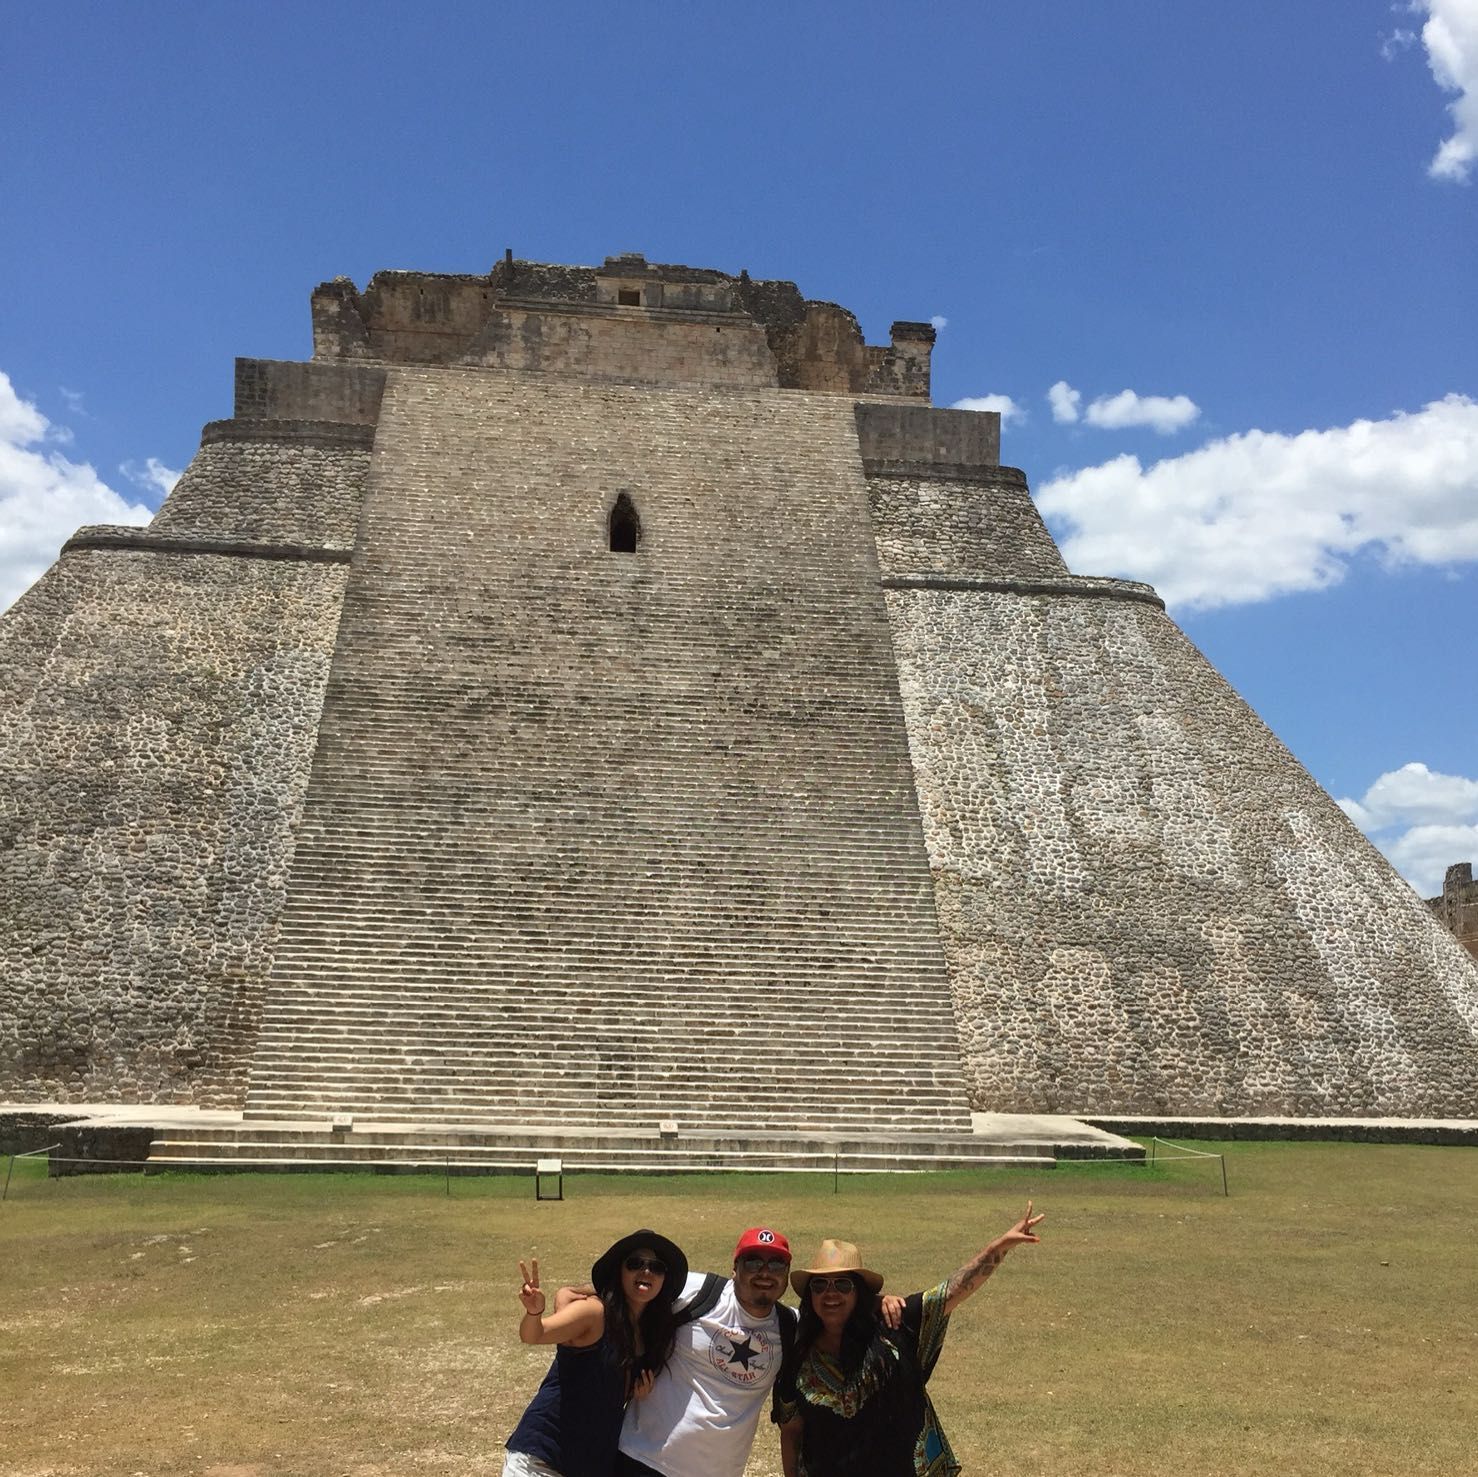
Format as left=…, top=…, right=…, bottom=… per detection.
left=3, top=250, right=1477, bottom=1136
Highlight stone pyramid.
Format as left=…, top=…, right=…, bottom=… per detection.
left=2, top=251, right=1475, bottom=1131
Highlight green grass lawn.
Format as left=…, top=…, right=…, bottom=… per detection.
left=2, top=1143, right=1475, bottom=1477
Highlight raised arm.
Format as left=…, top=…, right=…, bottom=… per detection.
left=942, top=1201, right=1044, bottom=1316
left=518, top=1258, right=604, bottom=1347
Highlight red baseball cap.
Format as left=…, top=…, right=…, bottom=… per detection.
left=734, top=1227, right=791, bottom=1262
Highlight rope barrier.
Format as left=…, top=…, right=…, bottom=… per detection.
left=1149, top=1137, right=1230, bottom=1195
left=2, top=1144, right=62, bottom=1201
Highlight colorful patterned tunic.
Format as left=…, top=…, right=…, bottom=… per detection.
left=772, top=1282, right=959, bottom=1477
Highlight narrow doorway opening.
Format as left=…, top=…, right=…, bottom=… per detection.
left=609, top=493, right=641, bottom=553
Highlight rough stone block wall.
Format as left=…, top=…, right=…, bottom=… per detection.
left=883, top=586, right=1478, bottom=1116
left=869, top=468, right=1068, bottom=581
left=248, top=366, right=972, bottom=1133
left=234, top=359, right=386, bottom=424
left=856, top=402, right=999, bottom=470
left=150, top=424, right=371, bottom=548
left=0, top=548, right=350, bottom=1105
left=460, top=304, right=780, bottom=388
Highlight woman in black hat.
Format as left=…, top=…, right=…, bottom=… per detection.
left=774, top=1204, right=1043, bottom=1477
left=503, top=1229, right=688, bottom=1477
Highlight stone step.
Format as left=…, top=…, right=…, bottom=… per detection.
left=244, top=373, right=971, bottom=1138
left=146, top=1140, right=1052, bottom=1175
left=255, top=983, right=955, bottom=1001
left=238, top=1099, right=969, bottom=1131
left=159, top=1125, right=1029, bottom=1152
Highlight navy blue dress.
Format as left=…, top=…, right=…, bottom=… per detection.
left=506, top=1330, right=628, bottom=1477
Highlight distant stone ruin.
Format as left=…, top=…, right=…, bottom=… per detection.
left=3, top=251, right=1477, bottom=1131
left=1429, top=863, right=1478, bottom=962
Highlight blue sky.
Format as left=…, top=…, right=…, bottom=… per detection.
left=2, top=1, right=1475, bottom=893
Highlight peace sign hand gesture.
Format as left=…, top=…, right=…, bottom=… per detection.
left=519, top=1257, right=547, bottom=1316
left=1001, top=1201, right=1045, bottom=1250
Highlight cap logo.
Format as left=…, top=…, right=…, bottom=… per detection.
left=757, top=1230, right=775, bottom=1243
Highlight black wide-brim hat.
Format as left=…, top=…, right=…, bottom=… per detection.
left=591, top=1229, right=689, bottom=1301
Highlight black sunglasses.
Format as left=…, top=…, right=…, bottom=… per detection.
left=808, top=1276, right=855, bottom=1295
left=737, top=1255, right=790, bottom=1275
left=623, top=1255, right=668, bottom=1276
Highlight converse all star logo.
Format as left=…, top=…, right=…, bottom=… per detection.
left=707, top=1325, right=776, bottom=1385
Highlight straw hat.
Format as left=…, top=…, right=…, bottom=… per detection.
left=790, top=1238, right=885, bottom=1296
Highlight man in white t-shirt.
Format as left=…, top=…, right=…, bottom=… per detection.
left=616, top=1226, right=796, bottom=1477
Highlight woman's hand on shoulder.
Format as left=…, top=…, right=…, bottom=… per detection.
left=879, top=1294, right=906, bottom=1330
left=631, top=1368, right=656, bottom=1402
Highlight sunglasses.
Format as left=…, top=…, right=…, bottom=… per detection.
left=737, top=1255, right=790, bottom=1275
left=623, top=1255, right=668, bottom=1276
left=807, top=1276, right=856, bottom=1296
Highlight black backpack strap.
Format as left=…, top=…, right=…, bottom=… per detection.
left=674, top=1271, right=728, bottom=1326
left=776, top=1302, right=797, bottom=1364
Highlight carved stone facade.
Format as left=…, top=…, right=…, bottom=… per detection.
left=1430, top=863, right=1478, bottom=962
left=2, top=252, right=1476, bottom=1125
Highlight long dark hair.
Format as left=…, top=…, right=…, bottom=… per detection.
left=788, top=1278, right=880, bottom=1380
left=600, top=1284, right=678, bottom=1388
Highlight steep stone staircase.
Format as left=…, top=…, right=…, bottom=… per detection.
left=243, top=369, right=974, bottom=1138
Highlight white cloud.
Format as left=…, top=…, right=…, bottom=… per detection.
left=1382, top=26, right=1418, bottom=62
left=1044, top=381, right=1198, bottom=433
left=1048, top=380, right=1081, bottom=425
left=930, top=315, right=948, bottom=331
left=1037, top=393, right=1478, bottom=610
left=1336, top=761, right=1478, bottom=895
left=1417, top=0, right=1478, bottom=182
left=1340, top=762, right=1478, bottom=831
left=951, top=393, right=1025, bottom=425
left=1083, top=388, right=1201, bottom=434
left=0, top=371, right=153, bottom=614
left=0, top=377, right=48, bottom=445
left=121, top=457, right=182, bottom=499
left=1387, top=824, right=1478, bottom=896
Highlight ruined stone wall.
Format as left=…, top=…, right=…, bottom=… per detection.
left=882, top=582, right=1478, bottom=1116
left=459, top=303, right=779, bottom=388
left=310, top=258, right=933, bottom=399
left=1430, top=863, right=1478, bottom=961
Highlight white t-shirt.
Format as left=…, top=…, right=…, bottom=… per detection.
left=619, top=1272, right=784, bottom=1477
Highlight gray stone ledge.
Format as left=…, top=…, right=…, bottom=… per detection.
left=882, top=572, right=1165, bottom=609
left=1084, top=1115, right=1478, bottom=1147
left=62, top=526, right=353, bottom=564
left=201, top=418, right=377, bottom=450
left=863, top=459, right=1028, bottom=486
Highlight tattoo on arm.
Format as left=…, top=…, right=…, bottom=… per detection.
left=946, top=1243, right=1006, bottom=1305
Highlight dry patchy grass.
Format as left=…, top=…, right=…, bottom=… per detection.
left=1, top=1144, right=1475, bottom=1476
